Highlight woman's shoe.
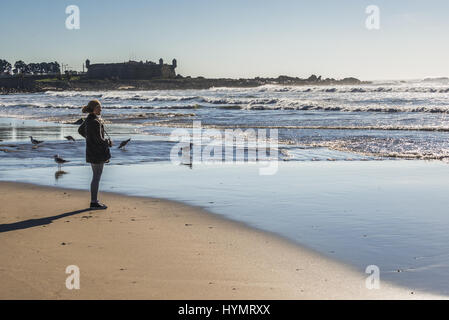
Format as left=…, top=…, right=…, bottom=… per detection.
left=90, top=202, right=108, bottom=210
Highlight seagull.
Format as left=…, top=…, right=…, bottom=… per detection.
left=29, top=136, right=43, bottom=145
left=64, top=135, right=75, bottom=142
left=53, top=154, right=69, bottom=170
left=118, top=138, right=131, bottom=149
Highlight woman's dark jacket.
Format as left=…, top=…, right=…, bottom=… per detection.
left=78, top=113, right=111, bottom=164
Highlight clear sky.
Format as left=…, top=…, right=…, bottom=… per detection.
left=1, top=0, right=449, bottom=80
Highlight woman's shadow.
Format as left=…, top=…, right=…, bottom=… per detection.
left=0, top=208, right=92, bottom=233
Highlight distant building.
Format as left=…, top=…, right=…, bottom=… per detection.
left=85, top=58, right=176, bottom=80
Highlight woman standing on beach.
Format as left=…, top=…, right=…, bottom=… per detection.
left=79, top=99, right=112, bottom=209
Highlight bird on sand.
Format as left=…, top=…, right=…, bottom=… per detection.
left=64, top=135, right=75, bottom=142
left=118, top=138, right=131, bottom=149
left=30, top=136, right=43, bottom=145
left=53, top=154, right=69, bottom=170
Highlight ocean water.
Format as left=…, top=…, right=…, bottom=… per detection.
left=2, top=80, right=449, bottom=295
left=3, top=80, right=449, bottom=163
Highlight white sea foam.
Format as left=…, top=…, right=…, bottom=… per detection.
left=4, top=82, right=449, bottom=161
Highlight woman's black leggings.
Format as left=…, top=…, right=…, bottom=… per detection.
left=90, top=162, right=104, bottom=203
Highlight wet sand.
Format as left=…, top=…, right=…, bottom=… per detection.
left=0, top=181, right=442, bottom=299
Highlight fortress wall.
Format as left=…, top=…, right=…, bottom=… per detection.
left=87, top=63, right=176, bottom=80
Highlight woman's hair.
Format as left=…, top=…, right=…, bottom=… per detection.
left=82, top=99, right=101, bottom=113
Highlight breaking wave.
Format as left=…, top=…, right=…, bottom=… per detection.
left=6, top=100, right=449, bottom=114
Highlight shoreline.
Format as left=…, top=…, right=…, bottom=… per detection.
left=0, top=181, right=443, bottom=299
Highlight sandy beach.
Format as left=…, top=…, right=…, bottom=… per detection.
left=0, top=181, right=442, bottom=299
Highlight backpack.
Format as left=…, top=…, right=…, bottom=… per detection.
left=78, top=119, right=86, bottom=138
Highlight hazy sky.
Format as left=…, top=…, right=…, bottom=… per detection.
left=1, top=0, right=449, bottom=80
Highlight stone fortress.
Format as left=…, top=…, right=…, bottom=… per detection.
left=85, top=58, right=177, bottom=80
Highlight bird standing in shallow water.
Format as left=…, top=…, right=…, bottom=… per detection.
left=53, top=154, right=69, bottom=171
left=64, top=135, right=75, bottom=142
left=118, top=138, right=131, bottom=150
left=29, top=136, right=43, bottom=145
